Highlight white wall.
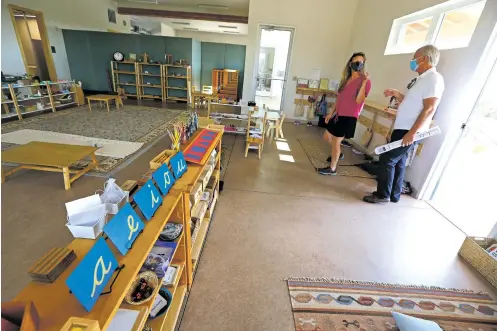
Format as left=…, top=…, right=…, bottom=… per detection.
left=175, top=30, right=248, bottom=45
left=348, top=0, right=497, bottom=197
left=1, top=0, right=131, bottom=79
left=160, top=23, right=176, bottom=37
left=242, top=0, right=359, bottom=119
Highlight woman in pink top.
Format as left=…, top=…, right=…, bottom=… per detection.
left=319, top=52, right=372, bottom=176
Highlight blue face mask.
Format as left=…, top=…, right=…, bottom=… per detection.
left=410, top=56, right=423, bottom=72
left=410, top=58, right=419, bottom=71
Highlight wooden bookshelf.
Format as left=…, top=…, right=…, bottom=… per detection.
left=167, top=128, right=223, bottom=281
left=164, top=65, right=191, bottom=104
left=13, top=188, right=191, bottom=331
left=111, top=61, right=139, bottom=99
left=212, top=69, right=239, bottom=100
left=138, top=63, right=165, bottom=101
left=1, top=80, right=80, bottom=121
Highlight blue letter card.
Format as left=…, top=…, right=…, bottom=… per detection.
left=134, top=179, right=163, bottom=220
left=66, top=237, right=118, bottom=311
left=170, top=151, right=187, bottom=179
left=152, top=163, right=175, bottom=195
left=103, top=203, right=145, bottom=255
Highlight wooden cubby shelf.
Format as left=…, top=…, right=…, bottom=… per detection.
left=111, top=61, right=192, bottom=103
left=1, top=80, right=80, bottom=120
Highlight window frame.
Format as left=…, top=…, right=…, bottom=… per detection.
left=385, top=0, right=486, bottom=55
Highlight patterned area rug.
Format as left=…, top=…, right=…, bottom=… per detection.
left=287, top=278, right=497, bottom=331
left=298, top=138, right=375, bottom=179
left=1, top=105, right=188, bottom=173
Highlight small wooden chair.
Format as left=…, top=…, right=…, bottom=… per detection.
left=245, top=108, right=267, bottom=159
left=266, top=112, right=286, bottom=140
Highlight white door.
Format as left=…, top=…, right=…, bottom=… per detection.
left=254, top=26, right=294, bottom=111
left=429, top=54, right=497, bottom=237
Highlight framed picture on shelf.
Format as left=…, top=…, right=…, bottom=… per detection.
left=319, top=78, right=329, bottom=90
left=297, top=79, right=309, bottom=88
left=309, top=80, right=319, bottom=89
left=129, top=53, right=136, bottom=62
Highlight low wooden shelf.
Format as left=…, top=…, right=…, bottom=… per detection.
left=13, top=188, right=190, bottom=331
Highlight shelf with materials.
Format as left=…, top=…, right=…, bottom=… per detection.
left=164, top=65, right=191, bottom=104
left=111, top=61, right=140, bottom=99
left=138, top=63, right=164, bottom=101
left=167, top=128, right=222, bottom=280
left=1, top=81, right=80, bottom=121
left=12, top=180, right=191, bottom=331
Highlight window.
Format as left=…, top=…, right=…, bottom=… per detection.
left=385, top=0, right=486, bottom=55
left=108, top=9, right=116, bottom=24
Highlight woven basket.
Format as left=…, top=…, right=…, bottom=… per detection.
left=125, top=271, right=159, bottom=305
left=458, top=236, right=497, bottom=288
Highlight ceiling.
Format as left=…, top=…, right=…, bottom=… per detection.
left=131, top=15, right=248, bottom=34
left=118, top=0, right=250, bottom=16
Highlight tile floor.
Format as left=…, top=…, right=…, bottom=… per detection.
left=1, top=112, right=495, bottom=330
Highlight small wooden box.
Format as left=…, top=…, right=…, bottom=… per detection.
left=150, top=149, right=175, bottom=170
left=27, top=248, right=76, bottom=283
left=61, top=318, right=100, bottom=331
left=207, top=123, right=225, bottom=133
left=190, top=182, right=203, bottom=206
left=459, top=236, right=497, bottom=288
left=199, top=165, right=214, bottom=191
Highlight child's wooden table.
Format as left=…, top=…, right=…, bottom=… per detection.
left=2, top=141, right=98, bottom=190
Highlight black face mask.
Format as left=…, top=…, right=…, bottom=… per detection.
left=350, top=62, right=364, bottom=72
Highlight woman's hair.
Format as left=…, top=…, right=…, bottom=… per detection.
left=338, top=52, right=366, bottom=92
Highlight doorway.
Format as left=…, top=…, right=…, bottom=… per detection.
left=9, top=5, right=57, bottom=81
left=254, top=26, right=293, bottom=111
left=429, top=37, right=497, bottom=237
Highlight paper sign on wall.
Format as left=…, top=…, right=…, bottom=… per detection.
left=152, top=163, right=175, bottom=196
left=170, top=151, right=187, bottom=179
left=103, top=203, right=145, bottom=255
left=134, top=179, right=163, bottom=220
left=66, top=237, right=118, bottom=311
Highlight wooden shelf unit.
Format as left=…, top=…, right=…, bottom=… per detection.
left=164, top=65, right=191, bottom=103
left=13, top=187, right=191, bottom=331
left=138, top=63, right=165, bottom=101
left=1, top=81, right=80, bottom=120
left=167, top=129, right=223, bottom=280
left=111, top=61, right=139, bottom=99
left=212, top=69, right=239, bottom=101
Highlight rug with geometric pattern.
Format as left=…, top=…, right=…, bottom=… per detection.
left=287, top=278, right=497, bottom=330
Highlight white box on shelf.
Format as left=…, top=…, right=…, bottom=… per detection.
left=99, top=178, right=129, bottom=214
left=66, top=213, right=106, bottom=239
left=65, top=194, right=107, bottom=239
left=66, top=194, right=104, bottom=225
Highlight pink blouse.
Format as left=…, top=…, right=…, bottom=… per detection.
left=335, top=77, right=371, bottom=118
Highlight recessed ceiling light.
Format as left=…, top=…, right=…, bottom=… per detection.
left=198, top=4, right=228, bottom=10
left=172, top=22, right=190, bottom=25
left=218, top=25, right=237, bottom=29
left=184, top=27, right=199, bottom=31
left=223, top=31, right=239, bottom=34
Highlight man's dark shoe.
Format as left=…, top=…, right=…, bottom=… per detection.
left=326, top=153, right=344, bottom=162
left=318, top=167, right=337, bottom=176
left=372, top=191, right=398, bottom=203
left=363, top=194, right=390, bottom=204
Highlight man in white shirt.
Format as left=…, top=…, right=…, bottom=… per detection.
left=363, top=45, right=445, bottom=204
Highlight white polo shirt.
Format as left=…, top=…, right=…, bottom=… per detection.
left=394, top=67, right=445, bottom=131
